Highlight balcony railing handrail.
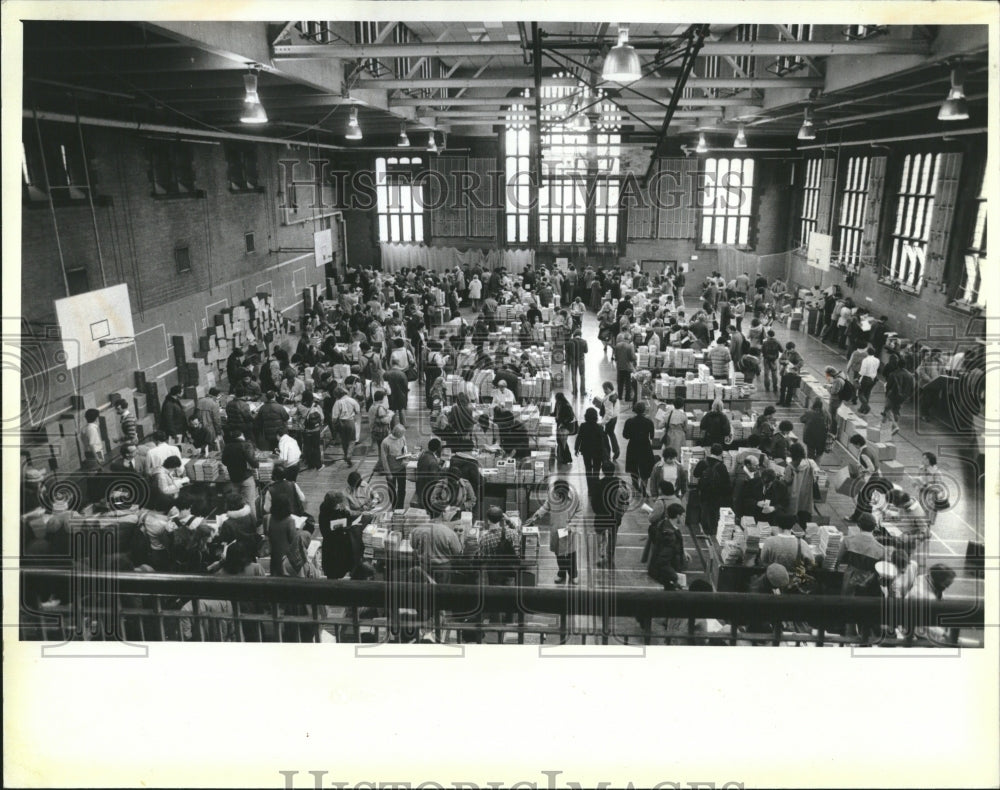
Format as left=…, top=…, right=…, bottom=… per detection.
left=20, top=569, right=984, bottom=629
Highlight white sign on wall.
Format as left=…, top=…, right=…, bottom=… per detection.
left=314, top=228, right=334, bottom=267
left=806, top=232, right=832, bottom=271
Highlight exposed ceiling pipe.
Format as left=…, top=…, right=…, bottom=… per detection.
left=820, top=93, right=987, bottom=129
left=796, top=126, right=985, bottom=150
left=22, top=109, right=350, bottom=151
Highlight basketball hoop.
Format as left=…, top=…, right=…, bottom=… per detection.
left=98, top=337, right=134, bottom=348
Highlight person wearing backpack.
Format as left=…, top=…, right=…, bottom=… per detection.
left=825, top=366, right=855, bottom=436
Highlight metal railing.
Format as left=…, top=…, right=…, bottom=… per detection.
left=20, top=569, right=983, bottom=647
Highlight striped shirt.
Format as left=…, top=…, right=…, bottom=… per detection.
left=118, top=410, right=138, bottom=444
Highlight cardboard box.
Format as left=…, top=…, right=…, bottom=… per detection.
left=873, top=442, right=897, bottom=461
left=880, top=459, right=905, bottom=479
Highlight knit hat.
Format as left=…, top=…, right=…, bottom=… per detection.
left=24, top=467, right=45, bottom=484
left=765, top=563, right=790, bottom=589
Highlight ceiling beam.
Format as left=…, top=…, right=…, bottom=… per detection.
left=772, top=25, right=823, bottom=77
left=389, top=95, right=760, bottom=107
left=374, top=22, right=399, bottom=44
left=360, top=76, right=823, bottom=90
left=427, top=109, right=718, bottom=118
left=276, top=39, right=930, bottom=59
left=646, top=25, right=709, bottom=181
left=275, top=42, right=523, bottom=59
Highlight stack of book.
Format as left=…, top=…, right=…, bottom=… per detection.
left=817, top=525, right=844, bottom=571
left=188, top=458, right=220, bottom=482
left=716, top=507, right=738, bottom=543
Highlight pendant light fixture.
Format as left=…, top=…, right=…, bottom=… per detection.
left=345, top=107, right=363, bottom=140
left=428, top=132, right=438, bottom=153
left=695, top=132, right=708, bottom=154
left=239, top=68, right=267, bottom=125
left=397, top=125, right=410, bottom=147
left=602, top=24, right=641, bottom=83
left=797, top=108, right=816, bottom=140
left=733, top=124, right=747, bottom=148
left=938, top=65, right=969, bottom=121
left=574, top=110, right=591, bottom=132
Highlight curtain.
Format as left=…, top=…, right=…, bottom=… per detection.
left=379, top=243, right=533, bottom=275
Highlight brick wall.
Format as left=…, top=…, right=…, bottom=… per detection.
left=20, top=123, right=344, bottom=470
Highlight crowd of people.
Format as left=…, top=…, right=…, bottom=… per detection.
left=18, top=257, right=973, bottom=644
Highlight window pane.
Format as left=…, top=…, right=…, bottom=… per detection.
left=401, top=217, right=412, bottom=242
left=379, top=215, right=389, bottom=240
left=738, top=218, right=750, bottom=246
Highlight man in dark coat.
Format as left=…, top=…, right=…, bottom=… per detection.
left=159, top=385, right=188, bottom=443
left=254, top=390, right=288, bottom=451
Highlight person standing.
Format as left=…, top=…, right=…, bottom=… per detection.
left=575, top=407, right=610, bottom=491
left=414, top=438, right=444, bottom=514
left=623, top=401, right=656, bottom=496
left=195, top=388, right=223, bottom=451
left=329, top=387, right=361, bottom=467
left=468, top=275, right=482, bottom=312
left=693, top=443, right=731, bottom=535
left=160, top=385, right=188, bottom=444
left=299, top=391, right=325, bottom=471
left=553, top=392, right=577, bottom=466
left=379, top=424, right=411, bottom=510
left=649, top=446, right=688, bottom=500
left=220, top=427, right=260, bottom=516
left=777, top=342, right=803, bottom=407
left=708, top=339, right=732, bottom=380
left=83, top=408, right=105, bottom=464
left=783, top=443, right=818, bottom=527
left=647, top=502, right=689, bottom=590
left=856, top=346, right=881, bottom=415
left=662, top=396, right=688, bottom=455
left=760, top=330, right=782, bottom=395
left=113, top=398, right=139, bottom=447
left=255, top=390, right=288, bottom=451
left=914, top=452, right=946, bottom=526
left=614, top=335, right=636, bottom=403
left=565, top=329, right=588, bottom=396
left=383, top=367, right=409, bottom=428
left=824, top=366, right=855, bottom=435
left=599, top=382, right=621, bottom=460
left=800, top=397, right=830, bottom=462
left=524, top=477, right=581, bottom=585
left=591, top=460, right=627, bottom=569
left=883, top=363, right=914, bottom=437
left=226, top=387, right=254, bottom=440
left=274, top=426, right=302, bottom=480
left=699, top=399, right=731, bottom=448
